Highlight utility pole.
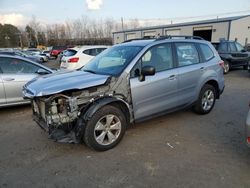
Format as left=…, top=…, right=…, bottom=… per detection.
left=121, top=17, right=124, bottom=31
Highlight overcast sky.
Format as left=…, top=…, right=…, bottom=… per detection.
left=0, top=0, right=250, bottom=26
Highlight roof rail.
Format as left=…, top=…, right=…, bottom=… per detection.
left=122, top=36, right=155, bottom=43
left=155, top=35, right=204, bottom=41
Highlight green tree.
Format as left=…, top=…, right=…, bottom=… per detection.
left=0, top=24, right=20, bottom=48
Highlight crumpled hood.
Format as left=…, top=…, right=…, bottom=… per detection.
left=23, top=70, right=110, bottom=97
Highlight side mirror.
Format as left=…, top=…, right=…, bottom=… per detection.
left=139, top=66, right=155, bottom=81
left=241, top=49, right=247, bottom=52
left=36, top=68, right=49, bottom=75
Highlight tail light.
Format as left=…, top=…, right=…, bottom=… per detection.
left=247, top=137, right=250, bottom=144
left=68, top=57, right=79, bottom=63
left=219, top=60, right=224, bottom=69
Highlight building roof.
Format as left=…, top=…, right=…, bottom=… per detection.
left=113, top=15, right=250, bottom=34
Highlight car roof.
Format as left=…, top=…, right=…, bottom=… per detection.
left=117, top=38, right=210, bottom=48
left=68, top=45, right=110, bottom=51
left=0, top=54, right=54, bottom=73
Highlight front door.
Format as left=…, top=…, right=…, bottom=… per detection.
left=0, top=57, right=42, bottom=104
left=130, top=43, right=179, bottom=120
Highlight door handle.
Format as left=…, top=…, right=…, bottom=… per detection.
left=168, top=75, right=176, bottom=80
left=3, top=78, right=15, bottom=81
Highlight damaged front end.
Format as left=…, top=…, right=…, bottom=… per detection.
left=32, top=94, right=81, bottom=143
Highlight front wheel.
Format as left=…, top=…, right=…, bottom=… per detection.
left=193, top=84, right=216, bottom=115
left=83, top=105, right=126, bottom=151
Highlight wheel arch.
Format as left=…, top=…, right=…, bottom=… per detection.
left=204, top=79, right=220, bottom=99
left=82, top=96, right=131, bottom=125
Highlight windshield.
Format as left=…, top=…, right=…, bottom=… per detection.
left=82, top=45, right=143, bottom=76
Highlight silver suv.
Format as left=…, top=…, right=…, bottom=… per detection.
left=23, top=36, right=225, bottom=151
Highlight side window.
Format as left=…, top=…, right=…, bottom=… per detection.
left=83, top=49, right=101, bottom=56
left=235, top=42, right=244, bottom=52
left=218, top=43, right=228, bottom=52
left=83, top=49, right=90, bottom=56
left=141, top=43, right=174, bottom=72
left=199, top=44, right=214, bottom=61
left=96, top=48, right=106, bottom=54
left=176, top=43, right=199, bottom=67
left=0, top=57, right=41, bottom=74
left=229, top=42, right=237, bottom=52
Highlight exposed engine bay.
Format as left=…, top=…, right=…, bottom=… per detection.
left=30, top=77, right=132, bottom=144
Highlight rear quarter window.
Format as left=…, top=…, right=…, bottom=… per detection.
left=199, top=44, right=214, bottom=61
left=64, top=50, right=77, bottom=57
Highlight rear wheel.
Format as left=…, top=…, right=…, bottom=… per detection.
left=243, top=65, right=248, bottom=70
left=193, top=84, right=216, bottom=115
left=223, top=60, right=230, bottom=74
left=83, top=105, right=126, bottom=151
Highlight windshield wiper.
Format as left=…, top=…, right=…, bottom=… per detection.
left=84, top=69, right=97, bottom=74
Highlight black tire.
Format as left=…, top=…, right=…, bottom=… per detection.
left=223, top=60, right=230, bottom=74
left=243, top=65, right=248, bottom=70
left=193, top=84, right=216, bottom=115
left=83, top=105, right=126, bottom=151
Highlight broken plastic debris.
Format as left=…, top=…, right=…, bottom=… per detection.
left=167, top=143, right=174, bottom=148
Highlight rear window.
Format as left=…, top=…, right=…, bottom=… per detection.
left=64, top=49, right=77, bottom=57
left=218, top=43, right=228, bottom=52
left=199, top=44, right=214, bottom=61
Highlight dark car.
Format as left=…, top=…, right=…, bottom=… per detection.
left=212, top=41, right=250, bottom=74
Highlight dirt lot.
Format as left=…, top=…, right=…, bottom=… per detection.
left=0, top=65, right=250, bottom=188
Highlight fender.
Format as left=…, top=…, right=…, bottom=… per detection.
left=83, top=96, right=130, bottom=121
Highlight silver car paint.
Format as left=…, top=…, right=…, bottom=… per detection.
left=130, top=69, right=178, bottom=120
left=0, top=77, right=6, bottom=105
left=0, top=55, right=53, bottom=107
left=246, top=108, right=250, bottom=147
left=24, top=70, right=110, bottom=97
left=23, top=39, right=224, bottom=124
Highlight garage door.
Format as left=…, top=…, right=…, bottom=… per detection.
left=126, top=33, right=136, bottom=40
left=143, top=31, right=156, bottom=37
left=165, top=29, right=181, bottom=36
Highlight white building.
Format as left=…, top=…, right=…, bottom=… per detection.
left=113, top=15, right=250, bottom=45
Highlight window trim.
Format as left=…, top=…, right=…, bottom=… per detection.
left=0, top=57, right=43, bottom=74
left=174, top=42, right=201, bottom=68
left=198, top=43, right=215, bottom=63
left=130, top=42, right=176, bottom=78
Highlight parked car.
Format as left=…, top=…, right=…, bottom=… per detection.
left=0, top=50, right=43, bottom=63
left=245, top=44, right=250, bottom=52
left=41, top=50, right=51, bottom=59
left=29, top=51, right=48, bottom=63
left=50, top=46, right=67, bottom=59
left=60, top=46, right=108, bottom=70
left=212, top=40, right=250, bottom=74
left=0, top=54, right=53, bottom=107
left=23, top=36, right=225, bottom=151
left=246, top=103, right=250, bottom=147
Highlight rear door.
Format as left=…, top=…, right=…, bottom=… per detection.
left=0, top=73, right=6, bottom=105
left=130, top=43, right=179, bottom=120
left=0, top=57, right=48, bottom=104
left=229, top=42, right=249, bottom=65
left=175, top=42, right=202, bottom=105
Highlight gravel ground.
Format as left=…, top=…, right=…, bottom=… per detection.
left=0, top=66, right=250, bottom=188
